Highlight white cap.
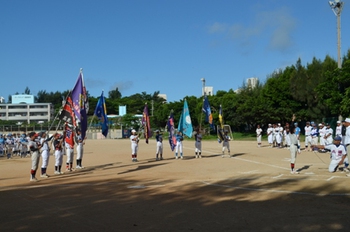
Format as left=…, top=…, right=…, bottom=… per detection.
left=337, top=120, right=341, bottom=123
left=345, top=118, right=350, bottom=123
left=131, top=129, right=136, bottom=133
left=318, top=123, right=322, bottom=126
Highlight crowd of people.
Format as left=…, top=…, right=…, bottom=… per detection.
left=0, top=128, right=85, bottom=182
left=256, top=117, right=350, bottom=176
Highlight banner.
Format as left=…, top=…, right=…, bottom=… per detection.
left=65, top=123, right=74, bottom=148
left=71, top=70, right=88, bottom=138
left=202, top=95, right=215, bottom=130
left=167, top=112, right=176, bottom=151
left=59, top=93, right=76, bottom=127
left=94, top=91, right=108, bottom=137
left=142, top=103, right=151, bottom=144
left=178, top=99, right=193, bottom=138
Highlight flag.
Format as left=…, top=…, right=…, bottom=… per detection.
left=217, top=104, right=224, bottom=143
left=178, top=99, right=193, bottom=138
left=71, top=70, right=88, bottom=139
left=65, top=123, right=74, bottom=148
left=219, top=104, right=223, bottom=128
left=167, top=112, right=176, bottom=151
left=202, top=95, right=215, bottom=130
left=142, top=103, right=151, bottom=144
left=94, top=91, right=108, bottom=137
left=59, top=93, right=76, bottom=127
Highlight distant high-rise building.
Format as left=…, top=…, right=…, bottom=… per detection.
left=204, top=86, right=214, bottom=96
left=158, top=94, right=167, bottom=102
left=246, top=77, right=258, bottom=89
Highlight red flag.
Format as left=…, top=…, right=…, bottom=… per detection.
left=65, top=123, right=74, bottom=148
left=142, top=103, right=151, bottom=144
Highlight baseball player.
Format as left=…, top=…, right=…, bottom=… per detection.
left=275, top=123, right=283, bottom=148
left=130, top=129, right=139, bottom=162
left=53, top=133, right=64, bottom=174
left=75, top=129, right=85, bottom=169
left=294, top=122, right=301, bottom=154
left=222, top=130, right=231, bottom=157
left=0, top=134, right=5, bottom=157
left=324, top=123, right=333, bottom=145
left=175, top=131, right=183, bottom=159
left=256, top=125, right=262, bottom=148
left=194, top=128, right=202, bottom=158
left=304, top=122, right=312, bottom=151
left=28, top=132, right=42, bottom=182
left=312, top=136, right=349, bottom=173
left=155, top=130, right=163, bottom=160
left=20, top=133, right=28, bottom=158
left=5, top=133, right=14, bottom=159
left=289, top=125, right=299, bottom=174
left=39, top=131, right=53, bottom=178
left=65, top=127, right=75, bottom=172
left=310, top=123, right=319, bottom=150
left=283, top=123, right=291, bottom=149
left=319, top=123, right=326, bottom=148
left=335, top=120, right=342, bottom=139
left=267, top=124, right=273, bottom=148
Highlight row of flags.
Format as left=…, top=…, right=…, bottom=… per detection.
left=58, top=70, right=109, bottom=147
left=58, top=72, right=220, bottom=150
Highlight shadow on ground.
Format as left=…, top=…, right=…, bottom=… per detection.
left=1, top=170, right=350, bottom=232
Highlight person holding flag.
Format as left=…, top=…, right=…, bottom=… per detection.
left=155, top=130, right=163, bottom=160
left=167, top=112, right=176, bottom=152
left=176, top=99, right=193, bottom=159
left=130, top=129, right=139, bottom=162
left=194, top=127, right=203, bottom=158
left=75, top=128, right=85, bottom=169
left=94, top=91, right=109, bottom=138
left=65, top=123, right=75, bottom=172
left=175, top=131, right=184, bottom=159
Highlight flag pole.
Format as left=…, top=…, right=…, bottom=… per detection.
left=199, top=94, right=205, bottom=132
left=47, top=91, right=71, bottom=135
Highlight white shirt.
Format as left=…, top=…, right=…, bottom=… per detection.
left=304, top=126, right=312, bottom=136
left=344, top=126, right=350, bottom=145
left=267, top=127, right=273, bottom=136
left=319, top=127, right=326, bottom=137
left=325, top=144, right=347, bottom=161
left=256, top=128, right=262, bottom=136
left=325, top=127, right=333, bottom=138
left=336, top=125, right=342, bottom=136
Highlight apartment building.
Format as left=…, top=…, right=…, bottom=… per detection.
left=0, top=95, right=54, bottom=123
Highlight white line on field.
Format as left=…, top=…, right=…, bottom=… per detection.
left=272, top=174, right=283, bottom=179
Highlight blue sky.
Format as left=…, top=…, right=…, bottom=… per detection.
left=1, top=0, right=349, bottom=103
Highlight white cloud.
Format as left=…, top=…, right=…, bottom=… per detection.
left=207, top=7, right=296, bottom=53
left=110, top=81, right=133, bottom=92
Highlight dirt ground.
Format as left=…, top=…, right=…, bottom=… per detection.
left=1, top=138, right=350, bottom=232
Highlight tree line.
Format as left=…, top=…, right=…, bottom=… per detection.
left=5, top=50, right=350, bottom=132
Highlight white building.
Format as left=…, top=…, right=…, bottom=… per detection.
left=246, top=77, right=258, bottom=89
left=0, top=103, right=54, bottom=124
left=204, top=86, right=214, bottom=96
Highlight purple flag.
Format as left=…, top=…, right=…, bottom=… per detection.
left=71, top=71, right=88, bottom=139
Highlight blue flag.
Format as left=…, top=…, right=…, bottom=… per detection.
left=178, top=99, right=193, bottom=138
left=202, top=95, right=215, bottom=130
left=94, top=91, right=108, bottom=137
left=167, top=112, right=176, bottom=151
left=71, top=70, right=88, bottom=139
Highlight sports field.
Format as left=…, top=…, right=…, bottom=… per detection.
left=1, top=139, right=349, bottom=231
